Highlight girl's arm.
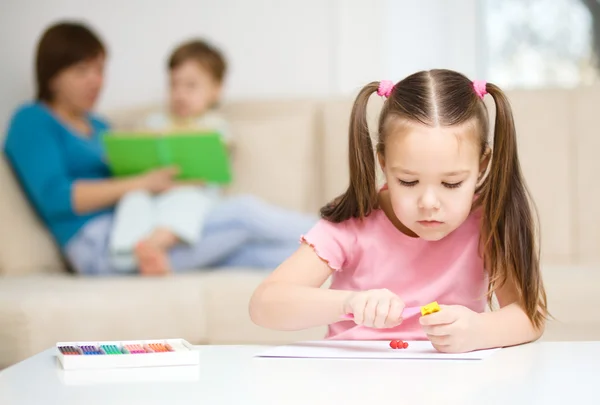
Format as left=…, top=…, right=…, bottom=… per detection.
left=475, top=282, right=545, bottom=348
left=249, top=244, right=353, bottom=331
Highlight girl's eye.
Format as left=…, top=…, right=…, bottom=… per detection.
left=443, top=182, right=463, bottom=189
left=398, top=179, right=418, bottom=187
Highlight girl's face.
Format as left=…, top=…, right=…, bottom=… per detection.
left=50, top=54, right=105, bottom=113
left=380, top=120, right=488, bottom=241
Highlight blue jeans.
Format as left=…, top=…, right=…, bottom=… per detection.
left=65, top=195, right=317, bottom=275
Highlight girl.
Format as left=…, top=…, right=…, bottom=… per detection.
left=249, top=69, right=548, bottom=353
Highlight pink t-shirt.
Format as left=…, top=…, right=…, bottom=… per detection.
left=301, top=208, right=487, bottom=341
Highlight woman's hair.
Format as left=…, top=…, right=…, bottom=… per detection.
left=168, top=39, right=227, bottom=84
left=35, top=21, right=106, bottom=102
left=321, top=69, right=547, bottom=329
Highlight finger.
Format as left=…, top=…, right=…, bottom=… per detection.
left=351, top=297, right=367, bottom=326
left=385, top=299, right=405, bottom=327
left=430, top=341, right=452, bottom=353
left=165, top=166, right=180, bottom=175
left=421, top=324, right=451, bottom=337
left=428, top=334, right=452, bottom=347
left=363, top=298, right=379, bottom=327
left=419, top=305, right=457, bottom=326
left=373, top=299, right=390, bottom=328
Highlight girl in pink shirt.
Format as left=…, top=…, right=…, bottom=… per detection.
left=249, top=69, right=548, bottom=353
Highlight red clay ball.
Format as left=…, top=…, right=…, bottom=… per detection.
left=389, top=340, right=398, bottom=349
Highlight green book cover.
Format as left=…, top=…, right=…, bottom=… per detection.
left=102, top=131, right=232, bottom=184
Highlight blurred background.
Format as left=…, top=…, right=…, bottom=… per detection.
left=2, top=0, right=599, bottom=128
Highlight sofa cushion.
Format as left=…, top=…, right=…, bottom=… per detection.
left=0, top=273, right=208, bottom=368
left=201, top=270, right=326, bottom=344
left=505, top=89, right=575, bottom=264
left=320, top=97, right=384, bottom=205
left=572, top=86, right=600, bottom=264
left=223, top=101, right=321, bottom=214
left=0, top=265, right=597, bottom=368
left=0, top=155, right=65, bottom=276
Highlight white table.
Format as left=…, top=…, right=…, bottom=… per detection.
left=1, top=342, right=598, bottom=405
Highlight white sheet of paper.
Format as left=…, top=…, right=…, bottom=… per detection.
left=256, top=340, right=500, bottom=360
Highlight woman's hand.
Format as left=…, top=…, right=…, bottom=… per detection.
left=419, top=305, right=483, bottom=353
left=343, top=289, right=405, bottom=328
left=175, top=179, right=206, bottom=187
left=138, top=166, right=179, bottom=193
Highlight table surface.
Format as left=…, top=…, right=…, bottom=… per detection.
left=1, top=341, right=599, bottom=405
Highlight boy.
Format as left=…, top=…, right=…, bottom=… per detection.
left=109, top=39, right=232, bottom=275
left=145, top=39, right=231, bottom=139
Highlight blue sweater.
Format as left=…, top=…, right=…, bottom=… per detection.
left=3, top=103, right=112, bottom=247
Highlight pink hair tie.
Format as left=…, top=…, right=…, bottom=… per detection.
left=377, top=80, right=394, bottom=98
left=473, top=80, right=487, bottom=99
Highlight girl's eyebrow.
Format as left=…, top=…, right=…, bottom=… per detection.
left=391, top=167, right=471, bottom=176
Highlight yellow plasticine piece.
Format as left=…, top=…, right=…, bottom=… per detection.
left=420, top=301, right=440, bottom=316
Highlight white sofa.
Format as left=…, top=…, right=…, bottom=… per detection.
left=0, top=91, right=599, bottom=368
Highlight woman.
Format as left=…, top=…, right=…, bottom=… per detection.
left=4, top=21, right=315, bottom=276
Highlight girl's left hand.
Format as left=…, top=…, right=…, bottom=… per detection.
left=419, top=305, right=482, bottom=353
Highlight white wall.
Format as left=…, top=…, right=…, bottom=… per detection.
left=384, top=0, right=482, bottom=81
left=0, top=0, right=481, bottom=129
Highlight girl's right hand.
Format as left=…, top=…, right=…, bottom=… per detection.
left=343, top=289, right=405, bottom=328
left=137, top=166, right=179, bottom=193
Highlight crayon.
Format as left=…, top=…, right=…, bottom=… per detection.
left=100, top=344, right=121, bottom=355
left=58, top=345, right=81, bottom=355
left=81, top=345, right=102, bottom=355
left=124, top=344, right=145, bottom=354
left=149, top=343, right=168, bottom=352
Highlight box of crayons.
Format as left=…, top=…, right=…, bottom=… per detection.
left=56, top=339, right=199, bottom=370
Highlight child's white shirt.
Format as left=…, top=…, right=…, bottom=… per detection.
left=144, top=110, right=233, bottom=142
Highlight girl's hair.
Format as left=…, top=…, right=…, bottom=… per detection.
left=321, top=69, right=547, bottom=329
left=35, top=21, right=106, bottom=102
